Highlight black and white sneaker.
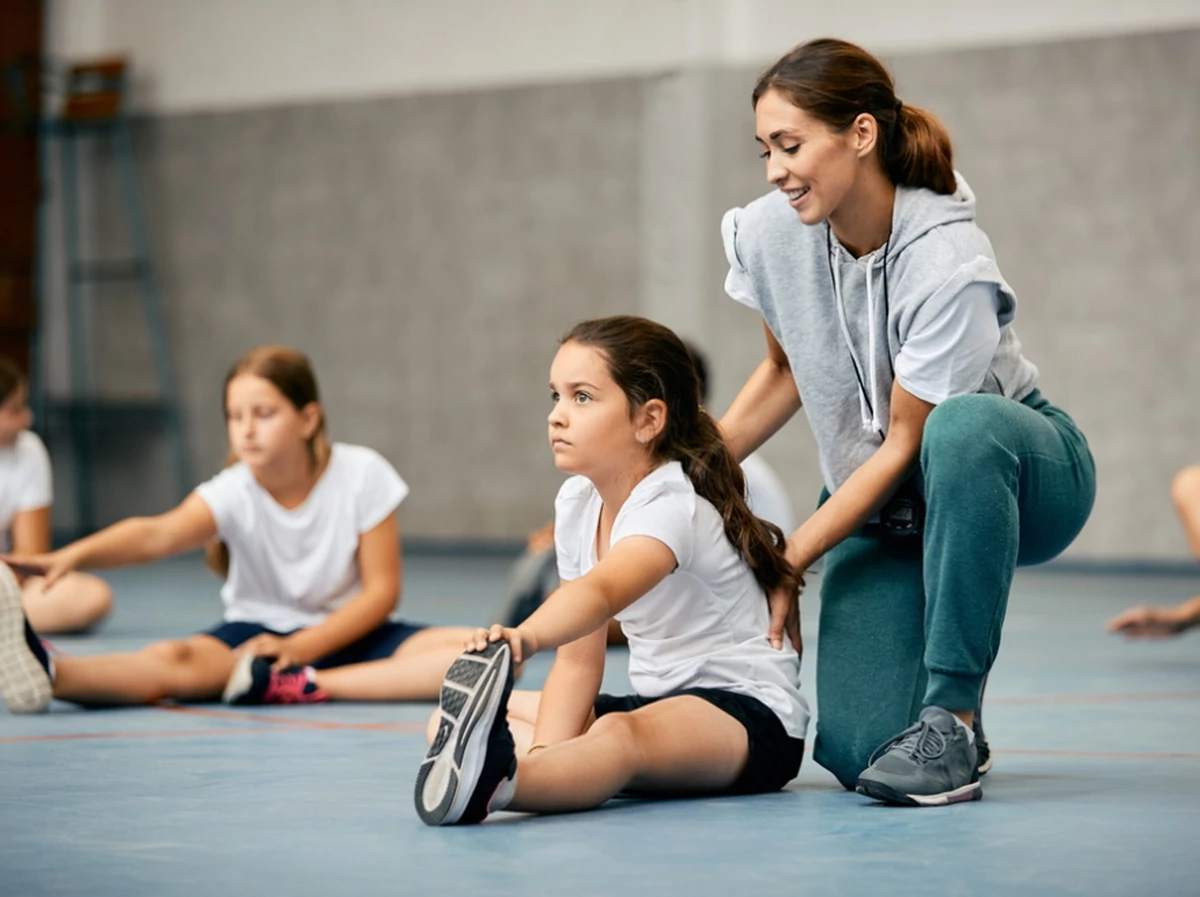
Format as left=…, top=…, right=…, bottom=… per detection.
left=0, top=562, right=54, bottom=714
left=414, top=639, right=516, bottom=826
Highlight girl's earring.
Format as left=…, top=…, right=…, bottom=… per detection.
left=636, top=435, right=646, bottom=445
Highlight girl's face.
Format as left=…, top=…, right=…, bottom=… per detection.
left=754, top=87, right=875, bottom=226
left=225, top=374, right=319, bottom=473
left=0, top=382, right=32, bottom=448
left=547, top=341, right=658, bottom=481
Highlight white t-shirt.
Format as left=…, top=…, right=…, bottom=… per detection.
left=0, top=430, right=53, bottom=551
left=554, top=461, right=810, bottom=739
left=194, top=443, right=408, bottom=631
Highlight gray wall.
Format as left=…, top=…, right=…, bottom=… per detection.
left=47, top=28, right=1200, bottom=558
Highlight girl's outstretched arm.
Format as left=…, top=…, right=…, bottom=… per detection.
left=469, top=534, right=677, bottom=663
left=3, top=493, right=218, bottom=588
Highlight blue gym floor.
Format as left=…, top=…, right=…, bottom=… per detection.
left=2, top=553, right=1198, bottom=897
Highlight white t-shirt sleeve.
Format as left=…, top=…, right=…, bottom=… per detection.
left=611, top=485, right=695, bottom=570
left=15, top=431, right=52, bottom=511
left=194, top=465, right=250, bottom=542
left=354, top=449, right=409, bottom=533
left=721, top=207, right=760, bottom=311
left=894, top=281, right=1002, bottom=405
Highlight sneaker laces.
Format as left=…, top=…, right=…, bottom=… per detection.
left=868, top=720, right=948, bottom=765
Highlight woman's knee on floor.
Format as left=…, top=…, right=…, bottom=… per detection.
left=813, top=720, right=888, bottom=791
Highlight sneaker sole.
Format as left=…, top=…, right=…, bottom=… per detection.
left=221, top=652, right=257, bottom=704
left=856, top=778, right=982, bottom=807
left=414, top=641, right=512, bottom=826
left=0, top=564, right=52, bottom=714
left=977, top=752, right=993, bottom=776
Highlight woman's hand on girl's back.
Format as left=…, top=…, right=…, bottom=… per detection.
left=767, top=579, right=803, bottom=656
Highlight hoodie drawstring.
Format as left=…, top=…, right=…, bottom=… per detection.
left=828, top=225, right=891, bottom=436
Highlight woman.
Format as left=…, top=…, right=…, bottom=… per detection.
left=718, top=38, right=1095, bottom=805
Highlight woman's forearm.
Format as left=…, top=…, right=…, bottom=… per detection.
left=788, top=442, right=915, bottom=571
left=719, top=356, right=801, bottom=463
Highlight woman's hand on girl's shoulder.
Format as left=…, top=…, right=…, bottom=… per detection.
left=466, top=623, right=538, bottom=664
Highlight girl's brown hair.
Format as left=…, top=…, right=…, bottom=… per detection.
left=754, top=37, right=956, bottom=195
left=562, top=316, right=797, bottom=597
left=0, top=356, right=26, bottom=405
left=205, top=345, right=330, bottom=578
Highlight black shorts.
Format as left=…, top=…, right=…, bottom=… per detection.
left=594, top=687, right=805, bottom=795
left=201, top=620, right=427, bottom=669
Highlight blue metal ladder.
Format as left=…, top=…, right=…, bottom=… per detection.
left=32, top=57, right=189, bottom=538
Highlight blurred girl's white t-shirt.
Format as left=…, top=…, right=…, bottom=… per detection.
left=195, top=443, right=407, bottom=631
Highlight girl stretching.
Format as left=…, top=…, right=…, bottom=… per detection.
left=414, top=316, right=810, bottom=826
left=0, top=345, right=474, bottom=713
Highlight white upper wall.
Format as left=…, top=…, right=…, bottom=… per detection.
left=47, top=0, right=1200, bottom=113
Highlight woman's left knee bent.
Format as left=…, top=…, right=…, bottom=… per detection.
left=921, top=395, right=1013, bottom=476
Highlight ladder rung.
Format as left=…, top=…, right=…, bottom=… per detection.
left=69, top=260, right=147, bottom=283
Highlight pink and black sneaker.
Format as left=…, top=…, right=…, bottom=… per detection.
left=0, top=562, right=53, bottom=713
left=222, top=653, right=328, bottom=705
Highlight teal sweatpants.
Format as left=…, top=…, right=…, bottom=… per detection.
left=812, top=390, right=1096, bottom=789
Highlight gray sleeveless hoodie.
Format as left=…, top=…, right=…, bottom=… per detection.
left=721, top=173, right=1038, bottom=492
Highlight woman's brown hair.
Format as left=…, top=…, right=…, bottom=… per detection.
left=205, top=345, right=330, bottom=578
left=562, top=316, right=797, bottom=598
left=754, top=37, right=956, bottom=195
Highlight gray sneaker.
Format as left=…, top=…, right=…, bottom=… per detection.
left=856, top=706, right=982, bottom=806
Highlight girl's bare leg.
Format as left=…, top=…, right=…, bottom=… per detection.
left=51, top=635, right=237, bottom=706
left=507, top=695, right=749, bottom=813
left=315, top=627, right=476, bottom=701
left=22, top=573, right=113, bottom=635
left=426, top=689, right=544, bottom=753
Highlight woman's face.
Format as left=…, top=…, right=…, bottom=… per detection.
left=754, top=88, right=873, bottom=226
